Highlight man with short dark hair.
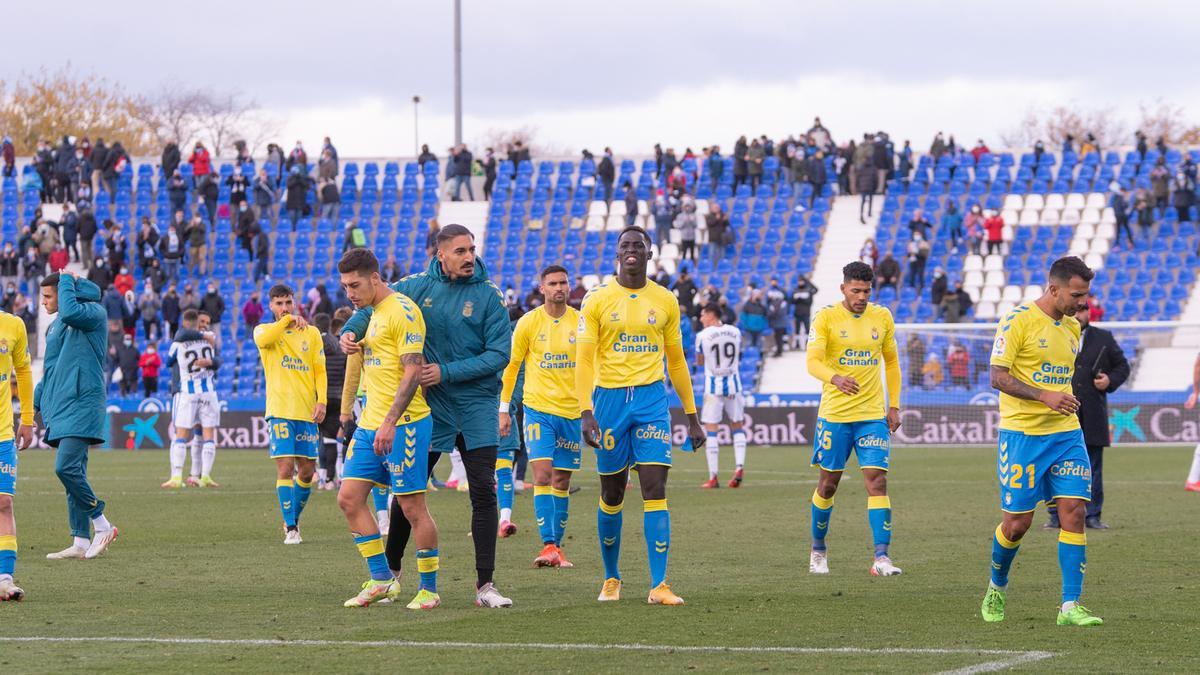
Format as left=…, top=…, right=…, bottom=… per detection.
left=255, top=284, right=327, bottom=544
left=37, top=272, right=119, bottom=561
left=805, top=262, right=903, bottom=577
left=162, top=309, right=221, bottom=488
left=341, top=223, right=514, bottom=607
left=982, top=256, right=1103, bottom=627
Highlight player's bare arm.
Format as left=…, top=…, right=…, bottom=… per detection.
left=375, top=352, right=425, bottom=455
left=831, top=374, right=860, bottom=395
left=1186, top=355, right=1200, bottom=409
left=581, top=409, right=601, bottom=449
left=990, top=365, right=1078, bottom=415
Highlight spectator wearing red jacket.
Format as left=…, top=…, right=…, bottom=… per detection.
left=114, top=266, right=135, bottom=296
left=188, top=142, right=212, bottom=186
left=1088, top=293, right=1105, bottom=322
left=947, top=342, right=970, bottom=388
left=139, top=344, right=162, bottom=398
left=984, top=210, right=1005, bottom=255
left=48, top=244, right=69, bottom=272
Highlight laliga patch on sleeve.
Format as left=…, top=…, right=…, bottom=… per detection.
left=992, top=335, right=1006, bottom=357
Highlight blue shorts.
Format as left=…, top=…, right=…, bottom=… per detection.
left=998, top=428, right=1091, bottom=513
left=811, top=417, right=890, bottom=472
left=525, top=407, right=583, bottom=472
left=593, top=384, right=672, bottom=476
left=0, top=439, right=15, bottom=496
left=267, top=418, right=320, bottom=460
left=343, top=416, right=433, bottom=496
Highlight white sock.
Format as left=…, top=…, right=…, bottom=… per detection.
left=500, top=507, right=512, bottom=522
left=318, top=467, right=328, bottom=483
left=169, top=439, right=186, bottom=477
left=0, top=573, right=11, bottom=583
left=450, top=450, right=467, bottom=483
left=376, top=510, right=390, bottom=525
left=92, top=514, right=112, bottom=532
left=201, top=441, right=216, bottom=477
left=189, top=436, right=203, bottom=477
left=733, top=429, right=747, bottom=469
left=336, top=439, right=345, bottom=480
left=988, top=580, right=1006, bottom=591
left=705, top=434, right=720, bottom=478
left=1061, top=601, right=1078, bottom=612
left=73, top=536, right=91, bottom=549
left=1189, top=445, right=1200, bottom=483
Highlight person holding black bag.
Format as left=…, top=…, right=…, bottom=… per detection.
left=1045, top=305, right=1129, bottom=530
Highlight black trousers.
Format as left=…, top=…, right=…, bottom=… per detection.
left=1048, top=444, right=1104, bottom=519
left=386, top=435, right=498, bottom=587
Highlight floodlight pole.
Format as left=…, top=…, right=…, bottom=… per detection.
left=454, top=0, right=463, bottom=145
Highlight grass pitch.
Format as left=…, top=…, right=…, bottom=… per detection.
left=1, top=444, right=1197, bottom=673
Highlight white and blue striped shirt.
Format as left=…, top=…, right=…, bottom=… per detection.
left=696, top=323, right=743, bottom=396
left=168, top=337, right=217, bottom=394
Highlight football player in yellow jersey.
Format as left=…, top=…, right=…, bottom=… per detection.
left=576, top=225, right=706, bottom=606
left=336, top=249, right=440, bottom=610
left=805, top=261, right=903, bottom=577
left=981, top=256, right=1102, bottom=627
left=500, top=265, right=582, bottom=568
left=0, top=310, right=34, bottom=601
left=254, top=284, right=327, bottom=545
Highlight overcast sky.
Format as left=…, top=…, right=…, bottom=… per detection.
left=4, top=0, right=1197, bottom=156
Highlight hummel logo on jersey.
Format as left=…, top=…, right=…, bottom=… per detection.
left=1038, top=338, right=1048, bottom=349
left=839, top=330, right=848, bottom=338
left=610, top=312, right=620, bottom=322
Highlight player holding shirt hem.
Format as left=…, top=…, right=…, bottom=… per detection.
left=981, top=256, right=1102, bottom=627
left=254, top=284, right=327, bottom=545
left=500, top=265, right=583, bottom=569
left=0, top=309, right=35, bottom=601
left=576, top=225, right=706, bottom=605
left=336, top=249, right=441, bottom=610
left=804, top=262, right=903, bottom=577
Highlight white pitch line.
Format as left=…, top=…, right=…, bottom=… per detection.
left=0, top=636, right=1056, bottom=670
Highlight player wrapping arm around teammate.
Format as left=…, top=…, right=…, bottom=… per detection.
left=500, top=265, right=583, bottom=569
left=695, top=303, right=748, bottom=488
left=804, top=261, right=903, bottom=577
left=981, top=256, right=1103, bottom=627
left=162, top=309, right=222, bottom=488
left=254, top=284, right=327, bottom=545
left=576, top=226, right=706, bottom=605
left=336, top=249, right=441, bottom=609
left=0, top=307, right=35, bottom=601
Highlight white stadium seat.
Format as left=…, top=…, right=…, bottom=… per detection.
left=983, top=255, right=1004, bottom=272
left=1089, top=238, right=1110, bottom=256
left=1086, top=192, right=1107, bottom=209
left=589, top=201, right=608, bottom=216
left=965, top=287, right=980, bottom=303
left=984, top=271, right=1006, bottom=288
left=1045, top=194, right=1065, bottom=211
left=1018, top=209, right=1040, bottom=226
left=1003, top=194, right=1024, bottom=211
left=975, top=301, right=997, bottom=320
left=1041, top=209, right=1061, bottom=225
left=1060, top=208, right=1081, bottom=225
left=1069, top=239, right=1088, bottom=256
left=997, top=300, right=1016, bottom=316
left=1096, top=222, right=1115, bottom=239
left=586, top=215, right=606, bottom=231
left=1084, top=253, right=1105, bottom=270
left=605, top=215, right=624, bottom=230
left=1074, top=223, right=1096, bottom=240
left=1023, top=285, right=1042, bottom=300
left=1001, top=285, right=1022, bottom=302
left=963, top=255, right=984, bottom=272
left=1079, top=207, right=1101, bottom=226
left=981, top=286, right=1002, bottom=303
left=1065, top=193, right=1086, bottom=210
left=1024, top=194, right=1045, bottom=210
left=1001, top=209, right=1020, bottom=226
left=1100, top=207, right=1116, bottom=224
left=1002, top=225, right=1014, bottom=242
left=609, top=201, right=626, bottom=216
left=964, top=270, right=984, bottom=287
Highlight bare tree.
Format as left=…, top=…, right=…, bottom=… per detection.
left=1000, top=104, right=1128, bottom=151
left=475, top=124, right=572, bottom=157
left=1135, top=99, right=1200, bottom=147
left=132, top=83, right=208, bottom=148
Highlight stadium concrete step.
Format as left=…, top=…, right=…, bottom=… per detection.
left=757, top=349, right=822, bottom=394
left=810, top=195, right=877, bottom=310
left=439, top=200, right=490, bottom=242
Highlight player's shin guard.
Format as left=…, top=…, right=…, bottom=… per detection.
left=597, top=499, right=623, bottom=580
left=705, top=432, right=720, bottom=478
left=733, top=429, right=747, bottom=468
left=201, top=441, right=216, bottom=477
left=276, top=479, right=297, bottom=528
left=169, top=439, right=186, bottom=477
left=189, top=437, right=203, bottom=478
left=496, top=458, right=514, bottom=521
left=644, top=499, right=670, bottom=588
left=353, top=533, right=392, bottom=581
left=0, top=535, right=16, bottom=577
left=867, top=495, right=892, bottom=558
left=1058, top=530, right=1086, bottom=603
left=534, top=486, right=555, bottom=544
left=551, top=487, right=570, bottom=545
left=811, top=490, right=834, bottom=551
left=990, top=524, right=1022, bottom=588
left=293, top=477, right=313, bottom=522
left=416, top=548, right=439, bottom=592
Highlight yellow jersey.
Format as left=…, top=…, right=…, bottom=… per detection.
left=990, top=303, right=1081, bottom=435
left=0, top=312, right=33, bottom=441
left=577, top=280, right=683, bottom=388
left=507, top=305, right=581, bottom=419
left=808, top=302, right=899, bottom=423
left=253, top=317, right=327, bottom=421
left=359, top=292, right=430, bottom=430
